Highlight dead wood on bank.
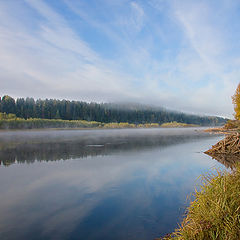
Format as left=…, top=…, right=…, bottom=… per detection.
left=204, top=132, right=240, bottom=169
left=205, top=132, right=240, bottom=154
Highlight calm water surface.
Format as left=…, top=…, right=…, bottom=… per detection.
left=0, top=128, right=225, bottom=240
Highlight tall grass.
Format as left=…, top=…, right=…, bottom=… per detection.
left=160, top=166, right=240, bottom=240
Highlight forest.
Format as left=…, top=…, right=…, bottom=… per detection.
left=0, top=95, right=227, bottom=126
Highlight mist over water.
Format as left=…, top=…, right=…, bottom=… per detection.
left=0, top=128, right=224, bottom=240
left=0, top=128, right=217, bottom=165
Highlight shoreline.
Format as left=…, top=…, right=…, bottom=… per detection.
left=0, top=120, right=221, bottom=132
left=159, top=123, right=240, bottom=239
left=0, top=113, right=217, bottom=130
left=0, top=125, right=210, bottom=132
left=159, top=165, right=240, bottom=240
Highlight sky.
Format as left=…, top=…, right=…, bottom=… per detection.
left=0, top=0, right=240, bottom=118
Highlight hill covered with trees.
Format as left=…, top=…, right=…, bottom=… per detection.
left=0, top=95, right=227, bottom=126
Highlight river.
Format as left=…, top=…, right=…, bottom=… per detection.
left=0, top=128, right=224, bottom=240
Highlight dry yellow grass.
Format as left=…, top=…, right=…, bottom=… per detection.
left=158, top=165, right=240, bottom=240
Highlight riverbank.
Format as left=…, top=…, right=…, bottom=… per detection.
left=0, top=113, right=200, bottom=129
left=159, top=165, right=240, bottom=240
left=158, top=119, right=240, bottom=239
left=204, top=119, right=240, bottom=134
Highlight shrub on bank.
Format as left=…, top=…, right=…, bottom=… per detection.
left=103, top=122, right=136, bottom=128
left=138, top=123, right=160, bottom=128
left=0, top=118, right=102, bottom=129
left=161, top=121, right=198, bottom=128
left=0, top=113, right=199, bottom=130
left=224, top=120, right=240, bottom=129
left=0, top=112, right=17, bottom=120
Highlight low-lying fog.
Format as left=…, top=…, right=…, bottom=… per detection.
left=0, top=128, right=218, bottom=164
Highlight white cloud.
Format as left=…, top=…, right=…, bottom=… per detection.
left=130, top=1, right=145, bottom=32
left=0, top=0, right=239, bottom=118
left=0, top=0, right=136, bottom=102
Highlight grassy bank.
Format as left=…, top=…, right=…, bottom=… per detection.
left=160, top=121, right=198, bottom=128
left=159, top=166, right=240, bottom=240
left=0, top=113, right=198, bottom=129
left=0, top=118, right=102, bottom=129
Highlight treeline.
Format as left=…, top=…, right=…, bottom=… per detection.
left=0, top=95, right=227, bottom=126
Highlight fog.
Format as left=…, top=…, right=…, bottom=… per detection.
left=0, top=128, right=219, bottom=165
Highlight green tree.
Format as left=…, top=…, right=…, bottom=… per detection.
left=55, top=110, right=61, bottom=119
left=1, top=95, right=15, bottom=114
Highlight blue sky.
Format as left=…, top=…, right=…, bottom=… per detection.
left=0, top=0, right=239, bottom=118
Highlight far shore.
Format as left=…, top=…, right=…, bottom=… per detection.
left=0, top=115, right=205, bottom=130
left=0, top=124, right=211, bottom=132
left=0, top=126, right=201, bottom=132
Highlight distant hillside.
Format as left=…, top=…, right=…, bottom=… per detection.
left=0, top=95, right=227, bottom=126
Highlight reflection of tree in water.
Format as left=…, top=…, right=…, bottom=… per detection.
left=0, top=134, right=215, bottom=166
left=205, top=152, right=240, bottom=170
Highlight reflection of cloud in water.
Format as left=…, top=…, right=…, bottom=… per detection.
left=0, top=134, right=224, bottom=240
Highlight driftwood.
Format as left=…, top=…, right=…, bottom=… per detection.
left=204, top=132, right=240, bottom=169
left=204, top=133, right=240, bottom=154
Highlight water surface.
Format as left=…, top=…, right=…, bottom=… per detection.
left=0, top=128, right=224, bottom=240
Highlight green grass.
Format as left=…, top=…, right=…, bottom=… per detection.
left=159, top=166, right=240, bottom=240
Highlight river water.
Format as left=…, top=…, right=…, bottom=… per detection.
left=0, top=128, right=224, bottom=240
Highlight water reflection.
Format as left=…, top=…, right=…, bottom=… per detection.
left=0, top=129, right=224, bottom=240
left=205, top=152, right=240, bottom=170
left=0, top=128, right=218, bottom=166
